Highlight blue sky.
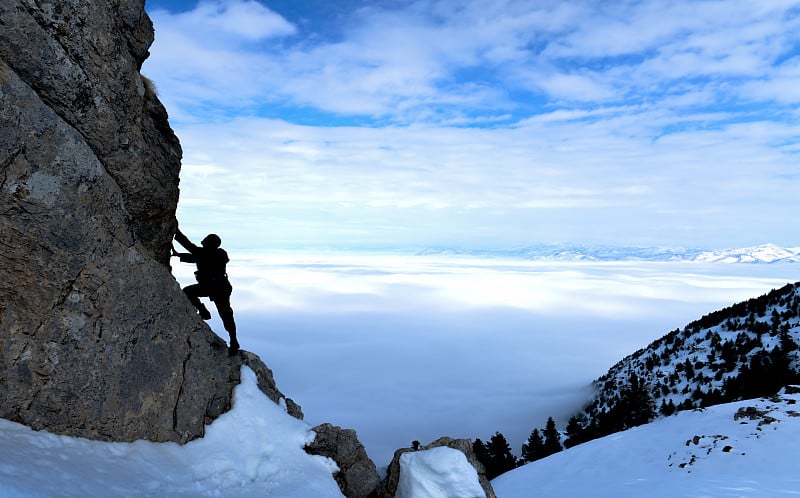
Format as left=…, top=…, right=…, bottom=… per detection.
left=142, top=0, right=800, bottom=252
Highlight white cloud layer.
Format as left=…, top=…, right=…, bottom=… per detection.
left=171, top=255, right=799, bottom=465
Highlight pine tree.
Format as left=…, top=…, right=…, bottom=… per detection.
left=485, top=432, right=517, bottom=479
left=521, top=428, right=545, bottom=462
left=542, top=417, right=562, bottom=457
left=623, top=372, right=655, bottom=427
left=472, top=438, right=490, bottom=469
left=659, top=398, right=676, bottom=416
left=564, top=414, right=589, bottom=449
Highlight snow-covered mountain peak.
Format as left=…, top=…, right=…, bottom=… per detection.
left=695, top=243, right=800, bottom=263
left=416, top=243, right=800, bottom=263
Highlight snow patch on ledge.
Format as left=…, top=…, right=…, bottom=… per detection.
left=396, top=446, right=485, bottom=498
left=0, top=366, right=343, bottom=497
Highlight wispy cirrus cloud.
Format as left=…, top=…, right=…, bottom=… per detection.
left=147, top=0, right=800, bottom=121
left=144, top=0, right=800, bottom=251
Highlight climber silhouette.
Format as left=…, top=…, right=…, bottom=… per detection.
left=172, top=225, right=239, bottom=355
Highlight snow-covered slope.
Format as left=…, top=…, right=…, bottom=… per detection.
left=0, top=366, right=486, bottom=498
left=3, top=281, right=799, bottom=497
left=0, top=367, right=344, bottom=498
left=564, top=281, right=800, bottom=447
left=4, top=369, right=798, bottom=497
left=493, top=387, right=800, bottom=497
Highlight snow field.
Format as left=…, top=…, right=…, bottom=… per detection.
left=492, top=390, right=800, bottom=497
left=0, top=367, right=344, bottom=497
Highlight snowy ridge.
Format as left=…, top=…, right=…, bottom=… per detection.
left=417, top=243, right=800, bottom=263
left=417, top=245, right=696, bottom=261
left=494, top=387, right=800, bottom=497
left=694, top=244, right=800, bottom=263
left=564, top=282, right=800, bottom=447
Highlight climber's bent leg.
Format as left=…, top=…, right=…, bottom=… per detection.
left=183, top=284, right=211, bottom=320
left=213, top=293, right=239, bottom=353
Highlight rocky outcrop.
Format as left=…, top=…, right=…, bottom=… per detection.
left=381, top=437, right=496, bottom=498
left=0, top=0, right=178, bottom=263
left=306, top=423, right=381, bottom=498
left=240, top=351, right=303, bottom=420
left=0, top=0, right=301, bottom=443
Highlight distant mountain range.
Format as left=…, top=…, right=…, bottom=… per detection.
left=417, top=243, right=800, bottom=263
left=693, top=244, right=800, bottom=263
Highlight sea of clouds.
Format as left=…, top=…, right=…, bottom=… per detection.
left=173, top=254, right=799, bottom=467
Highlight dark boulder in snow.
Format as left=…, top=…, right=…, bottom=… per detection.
left=239, top=351, right=303, bottom=420
left=306, top=423, right=381, bottom=498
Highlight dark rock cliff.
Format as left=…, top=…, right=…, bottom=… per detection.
left=0, top=0, right=298, bottom=443
left=1, top=0, right=178, bottom=263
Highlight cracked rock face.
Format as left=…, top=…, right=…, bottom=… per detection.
left=0, top=0, right=254, bottom=443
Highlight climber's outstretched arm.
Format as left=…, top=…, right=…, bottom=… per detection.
left=174, top=227, right=199, bottom=253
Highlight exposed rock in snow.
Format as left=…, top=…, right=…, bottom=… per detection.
left=382, top=437, right=495, bottom=498
left=305, top=423, right=381, bottom=498
left=396, top=447, right=486, bottom=498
